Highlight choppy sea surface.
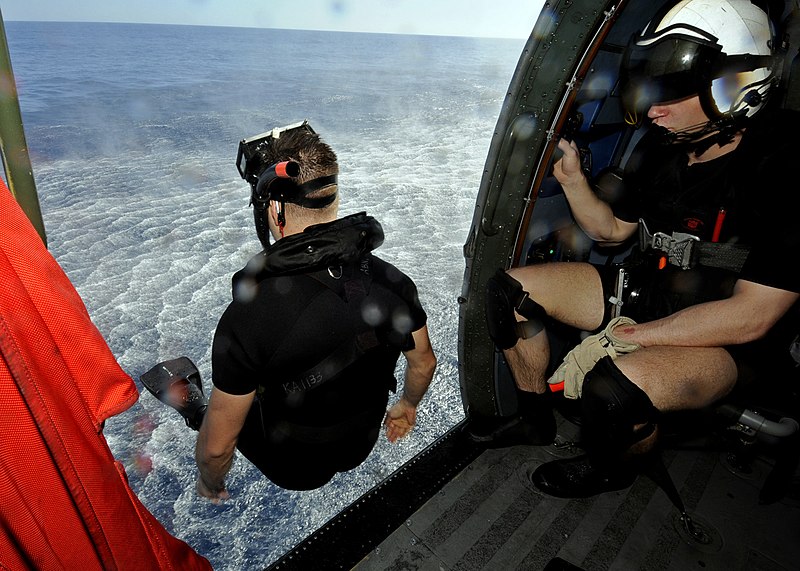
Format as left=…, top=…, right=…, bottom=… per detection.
left=6, top=21, right=524, bottom=569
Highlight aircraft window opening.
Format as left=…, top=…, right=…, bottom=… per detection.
left=523, top=114, right=643, bottom=268
left=517, top=40, right=661, bottom=271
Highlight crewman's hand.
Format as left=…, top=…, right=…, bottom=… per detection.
left=196, top=477, right=230, bottom=504
left=553, top=138, right=585, bottom=188
left=384, top=397, right=418, bottom=443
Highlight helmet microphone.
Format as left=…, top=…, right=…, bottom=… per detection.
left=743, top=90, right=763, bottom=108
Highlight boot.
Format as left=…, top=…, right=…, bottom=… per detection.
left=531, top=454, right=637, bottom=498
left=530, top=426, right=659, bottom=499
left=466, top=389, right=556, bottom=448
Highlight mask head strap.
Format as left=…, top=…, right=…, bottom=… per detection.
left=238, top=120, right=338, bottom=247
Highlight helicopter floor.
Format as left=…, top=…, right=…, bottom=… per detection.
left=354, top=410, right=800, bottom=571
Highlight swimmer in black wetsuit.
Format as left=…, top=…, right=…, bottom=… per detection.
left=194, top=122, right=437, bottom=496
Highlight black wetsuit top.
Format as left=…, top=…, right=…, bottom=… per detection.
left=607, top=108, right=800, bottom=383
left=212, top=213, right=427, bottom=490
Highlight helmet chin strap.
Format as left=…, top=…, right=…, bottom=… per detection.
left=655, top=114, right=746, bottom=156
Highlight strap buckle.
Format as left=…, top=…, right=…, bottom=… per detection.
left=639, top=219, right=698, bottom=270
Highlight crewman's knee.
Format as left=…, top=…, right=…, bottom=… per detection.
left=485, top=268, right=548, bottom=350
left=580, top=356, right=659, bottom=454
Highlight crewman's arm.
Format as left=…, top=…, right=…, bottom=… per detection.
left=195, top=387, right=255, bottom=503
left=384, top=325, right=437, bottom=443
left=554, top=138, right=638, bottom=246
left=613, top=279, right=799, bottom=348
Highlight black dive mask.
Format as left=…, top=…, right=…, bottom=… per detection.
left=236, top=120, right=338, bottom=248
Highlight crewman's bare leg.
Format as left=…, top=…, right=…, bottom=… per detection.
left=469, top=263, right=604, bottom=447
left=504, top=262, right=605, bottom=392
left=532, top=347, right=737, bottom=497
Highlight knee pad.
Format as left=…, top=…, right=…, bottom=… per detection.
left=580, top=356, right=658, bottom=456
left=485, top=269, right=548, bottom=350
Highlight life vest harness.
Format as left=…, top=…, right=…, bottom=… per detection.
left=254, top=260, right=394, bottom=444
left=235, top=213, right=395, bottom=441
left=283, top=261, right=382, bottom=396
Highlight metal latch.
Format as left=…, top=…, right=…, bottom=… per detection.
left=639, top=219, right=699, bottom=270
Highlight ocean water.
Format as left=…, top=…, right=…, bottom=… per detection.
left=5, top=21, right=524, bottom=569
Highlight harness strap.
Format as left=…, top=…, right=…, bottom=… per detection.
left=638, top=218, right=749, bottom=272
left=280, top=328, right=380, bottom=397
left=695, top=242, right=750, bottom=272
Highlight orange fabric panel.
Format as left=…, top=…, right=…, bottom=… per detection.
left=0, top=179, right=211, bottom=570
left=0, top=180, right=137, bottom=426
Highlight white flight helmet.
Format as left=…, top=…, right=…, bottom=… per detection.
left=621, top=0, right=778, bottom=121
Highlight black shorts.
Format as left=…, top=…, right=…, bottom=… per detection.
left=235, top=395, right=388, bottom=491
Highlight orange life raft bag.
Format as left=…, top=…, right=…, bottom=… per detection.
left=0, top=178, right=211, bottom=570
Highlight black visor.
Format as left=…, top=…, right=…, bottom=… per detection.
left=620, top=23, right=723, bottom=112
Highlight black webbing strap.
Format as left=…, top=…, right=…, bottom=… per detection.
left=638, top=219, right=750, bottom=272
left=515, top=294, right=546, bottom=339
left=695, top=241, right=750, bottom=272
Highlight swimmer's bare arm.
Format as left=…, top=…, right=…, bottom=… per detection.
left=195, top=387, right=254, bottom=503
left=384, top=325, right=437, bottom=443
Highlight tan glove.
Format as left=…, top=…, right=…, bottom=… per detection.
left=548, top=316, right=640, bottom=399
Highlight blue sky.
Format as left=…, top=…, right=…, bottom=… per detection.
left=0, top=0, right=545, bottom=39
